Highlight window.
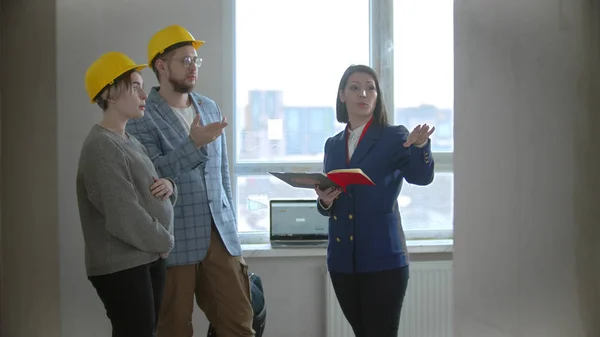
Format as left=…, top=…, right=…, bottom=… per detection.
left=392, top=0, right=454, bottom=239
left=235, top=0, right=369, bottom=164
left=236, top=173, right=453, bottom=240
left=233, top=0, right=454, bottom=243
left=394, top=0, right=454, bottom=153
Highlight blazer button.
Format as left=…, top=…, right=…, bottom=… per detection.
left=336, top=237, right=341, bottom=242
left=350, top=235, right=353, bottom=241
left=348, top=214, right=353, bottom=220
left=333, top=215, right=337, bottom=220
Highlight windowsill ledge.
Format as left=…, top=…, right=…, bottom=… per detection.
left=242, top=239, right=453, bottom=258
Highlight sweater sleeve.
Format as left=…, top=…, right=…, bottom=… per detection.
left=83, top=140, right=174, bottom=254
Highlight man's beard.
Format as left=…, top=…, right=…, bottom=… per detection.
left=168, top=75, right=194, bottom=94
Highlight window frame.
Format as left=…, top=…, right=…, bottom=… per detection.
left=222, top=0, right=453, bottom=243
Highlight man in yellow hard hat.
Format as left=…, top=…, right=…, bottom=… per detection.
left=126, top=25, right=254, bottom=337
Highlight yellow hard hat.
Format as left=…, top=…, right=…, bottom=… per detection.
left=85, top=51, right=147, bottom=103
left=147, top=25, right=205, bottom=66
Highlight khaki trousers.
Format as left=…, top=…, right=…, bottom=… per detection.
left=156, top=225, right=254, bottom=337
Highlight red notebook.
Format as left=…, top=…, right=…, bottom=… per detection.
left=269, top=168, right=375, bottom=192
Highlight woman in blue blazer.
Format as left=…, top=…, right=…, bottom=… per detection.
left=316, top=64, right=435, bottom=337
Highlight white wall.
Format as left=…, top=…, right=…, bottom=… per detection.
left=454, top=0, right=600, bottom=336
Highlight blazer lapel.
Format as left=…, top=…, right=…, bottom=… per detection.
left=190, top=95, right=207, bottom=125
left=149, top=87, right=188, bottom=139
left=191, top=96, right=217, bottom=156
left=327, top=132, right=348, bottom=171
left=348, top=124, right=382, bottom=167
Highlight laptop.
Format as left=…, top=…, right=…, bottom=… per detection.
left=269, top=199, right=329, bottom=248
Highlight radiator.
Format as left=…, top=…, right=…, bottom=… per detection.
left=325, top=261, right=453, bottom=337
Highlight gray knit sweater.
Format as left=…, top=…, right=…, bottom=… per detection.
left=76, top=125, right=176, bottom=276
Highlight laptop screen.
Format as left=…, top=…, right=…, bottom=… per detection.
left=269, top=199, right=329, bottom=241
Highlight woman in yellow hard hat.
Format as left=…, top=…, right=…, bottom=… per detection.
left=76, top=51, right=178, bottom=337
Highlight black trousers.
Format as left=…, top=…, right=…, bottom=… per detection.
left=330, top=266, right=409, bottom=337
left=89, top=257, right=167, bottom=337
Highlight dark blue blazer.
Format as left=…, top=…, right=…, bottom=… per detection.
left=318, top=123, right=434, bottom=274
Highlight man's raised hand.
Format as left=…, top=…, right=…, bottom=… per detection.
left=189, top=115, right=228, bottom=148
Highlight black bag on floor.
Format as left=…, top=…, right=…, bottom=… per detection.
left=207, top=272, right=266, bottom=337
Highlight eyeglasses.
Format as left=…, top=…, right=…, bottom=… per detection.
left=167, top=56, right=202, bottom=68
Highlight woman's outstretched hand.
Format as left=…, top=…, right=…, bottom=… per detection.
left=403, top=124, right=435, bottom=147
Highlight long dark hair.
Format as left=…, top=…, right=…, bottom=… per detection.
left=335, top=64, right=389, bottom=126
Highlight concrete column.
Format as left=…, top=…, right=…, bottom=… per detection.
left=454, top=0, right=600, bottom=336
left=0, top=0, right=60, bottom=337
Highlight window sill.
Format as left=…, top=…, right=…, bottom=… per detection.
left=242, top=239, right=453, bottom=258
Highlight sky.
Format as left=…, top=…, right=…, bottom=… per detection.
left=235, top=0, right=454, bottom=110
